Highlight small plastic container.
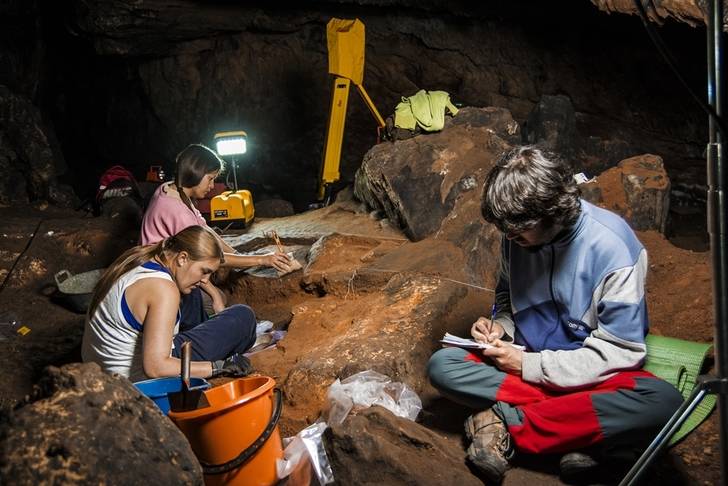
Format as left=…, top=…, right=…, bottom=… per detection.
left=0, top=312, right=26, bottom=340
left=133, top=377, right=211, bottom=415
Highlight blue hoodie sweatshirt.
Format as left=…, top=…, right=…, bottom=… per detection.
left=494, top=200, right=648, bottom=390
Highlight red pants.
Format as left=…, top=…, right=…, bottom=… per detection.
left=427, top=347, right=683, bottom=454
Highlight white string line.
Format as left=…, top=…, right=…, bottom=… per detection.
left=352, top=267, right=495, bottom=293
left=227, top=230, right=494, bottom=292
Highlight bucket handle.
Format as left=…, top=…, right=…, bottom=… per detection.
left=54, top=270, right=72, bottom=287
left=200, top=387, right=283, bottom=475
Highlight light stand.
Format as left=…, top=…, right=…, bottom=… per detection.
left=620, top=1, right=728, bottom=484
left=230, top=155, right=239, bottom=193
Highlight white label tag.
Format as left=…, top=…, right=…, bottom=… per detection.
left=573, top=172, right=595, bottom=184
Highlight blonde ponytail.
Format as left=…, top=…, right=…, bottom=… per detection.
left=87, top=225, right=224, bottom=319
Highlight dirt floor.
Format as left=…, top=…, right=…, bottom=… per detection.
left=0, top=199, right=721, bottom=485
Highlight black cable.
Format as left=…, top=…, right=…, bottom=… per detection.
left=0, top=219, right=44, bottom=296
left=632, top=0, right=728, bottom=137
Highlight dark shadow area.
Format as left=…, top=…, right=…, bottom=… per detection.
left=5, top=0, right=703, bottom=215
left=666, top=206, right=710, bottom=252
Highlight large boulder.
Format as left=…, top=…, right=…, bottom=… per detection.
left=580, top=154, right=671, bottom=233
left=353, top=106, right=514, bottom=286
left=522, top=94, right=576, bottom=156
left=281, top=273, right=470, bottom=425
left=354, top=106, right=513, bottom=241
left=324, top=406, right=481, bottom=486
left=0, top=362, right=203, bottom=485
left=244, top=231, right=487, bottom=432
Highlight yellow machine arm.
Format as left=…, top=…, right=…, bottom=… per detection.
left=319, top=18, right=386, bottom=201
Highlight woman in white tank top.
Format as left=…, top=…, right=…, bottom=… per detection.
left=83, top=225, right=234, bottom=381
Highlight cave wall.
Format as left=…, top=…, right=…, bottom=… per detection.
left=1, top=1, right=709, bottom=209
left=0, top=1, right=75, bottom=206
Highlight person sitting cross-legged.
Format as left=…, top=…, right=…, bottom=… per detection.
left=427, top=146, right=684, bottom=483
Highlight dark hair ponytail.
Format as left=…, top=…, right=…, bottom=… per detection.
left=174, top=144, right=224, bottom=211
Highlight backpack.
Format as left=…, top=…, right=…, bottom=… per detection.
left=96, top=165, right=140, bottom=203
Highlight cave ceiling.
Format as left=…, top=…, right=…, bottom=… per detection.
left=70, top=0, right=721, bottom=57
left=1, top=0, right=712, bottom=207
left=590, top=0, right=722, bottom=28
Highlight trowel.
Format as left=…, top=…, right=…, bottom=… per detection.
left=168, top=341, right=210, bottom=412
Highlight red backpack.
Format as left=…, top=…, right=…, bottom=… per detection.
left=96, top=165, right=140, bottom=203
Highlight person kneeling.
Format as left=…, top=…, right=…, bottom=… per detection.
left=83, top=225, right=255, bottom=382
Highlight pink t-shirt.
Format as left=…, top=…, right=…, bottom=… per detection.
left=140, top=182, right=208, bottom=245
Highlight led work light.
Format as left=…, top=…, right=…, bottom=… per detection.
left=214, top=131, right=247, bottom=156
left=209, top=130, right=254, bottom=228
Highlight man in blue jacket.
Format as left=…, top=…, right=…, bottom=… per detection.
left=427, top=146, right=683, bottom=483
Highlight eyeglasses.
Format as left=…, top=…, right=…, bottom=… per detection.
left=503, top=220, right=542, bottom=240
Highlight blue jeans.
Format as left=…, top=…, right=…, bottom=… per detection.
left=178, top=287, right=209, bottom=333
left=172, top=288, right=256, bottom=361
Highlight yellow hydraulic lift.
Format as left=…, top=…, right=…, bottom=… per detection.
left=318, top=18, right=386, bottom=201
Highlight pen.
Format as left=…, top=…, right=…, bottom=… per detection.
left=489, top=303, right=497, bottom=337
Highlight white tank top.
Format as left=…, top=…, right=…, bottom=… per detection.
left=82, top=261, right=180, bottom=382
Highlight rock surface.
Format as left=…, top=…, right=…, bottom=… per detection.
left=255, top=198, right=295, bottom=218
left=354, top=106, right=512, bottom=246
left=583, top=154, right=671, bottom=233
left=324, top=406, right=481, bottom=486
left=0, top=197, right=719, bottom=484
left=590, top=0, right=709, bottom=28
left=237, top=231, right=486, bottom=431
left=37, top=1, right=705, bottom=209
left=0, top=362, right=203, bottom=485
left=0, top=85, right=75, bottom=206
left=523, top=94, right=576, bottom=157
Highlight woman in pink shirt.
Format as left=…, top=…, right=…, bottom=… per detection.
left=141, top=143, right=289, bottom=331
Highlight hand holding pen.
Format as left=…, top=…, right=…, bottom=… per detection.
left=470, top=303, right=504, bottom=344
left=485, top=303, right=504, bottom=343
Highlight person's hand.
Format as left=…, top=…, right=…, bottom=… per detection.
left=265, top=252, right=292, bottom=272
left=211, top=353, right=253, bottom=378
left=199, top=280, right=226, bottom=314
left=482, top=340, right=523, bottom=375
left=471, top=317, right=504, bottom=344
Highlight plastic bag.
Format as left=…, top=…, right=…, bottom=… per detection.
left=276, top=422, right=334, bottom=485
left=325, top=370, right=422, bottom=425
left=256, top=320, right=274, bottom=335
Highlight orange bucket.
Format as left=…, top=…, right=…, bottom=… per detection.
left=169, top=376, right=283, bottom=486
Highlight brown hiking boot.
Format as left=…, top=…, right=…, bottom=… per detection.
left=465, top=408, right=513, bottom=483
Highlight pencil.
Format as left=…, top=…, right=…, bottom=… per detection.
left=270, top=231, right=284, bottom=254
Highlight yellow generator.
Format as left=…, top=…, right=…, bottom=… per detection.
left=209, top=131, right=255, bottom=228
left=210, top=188, right=254, bottom=228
